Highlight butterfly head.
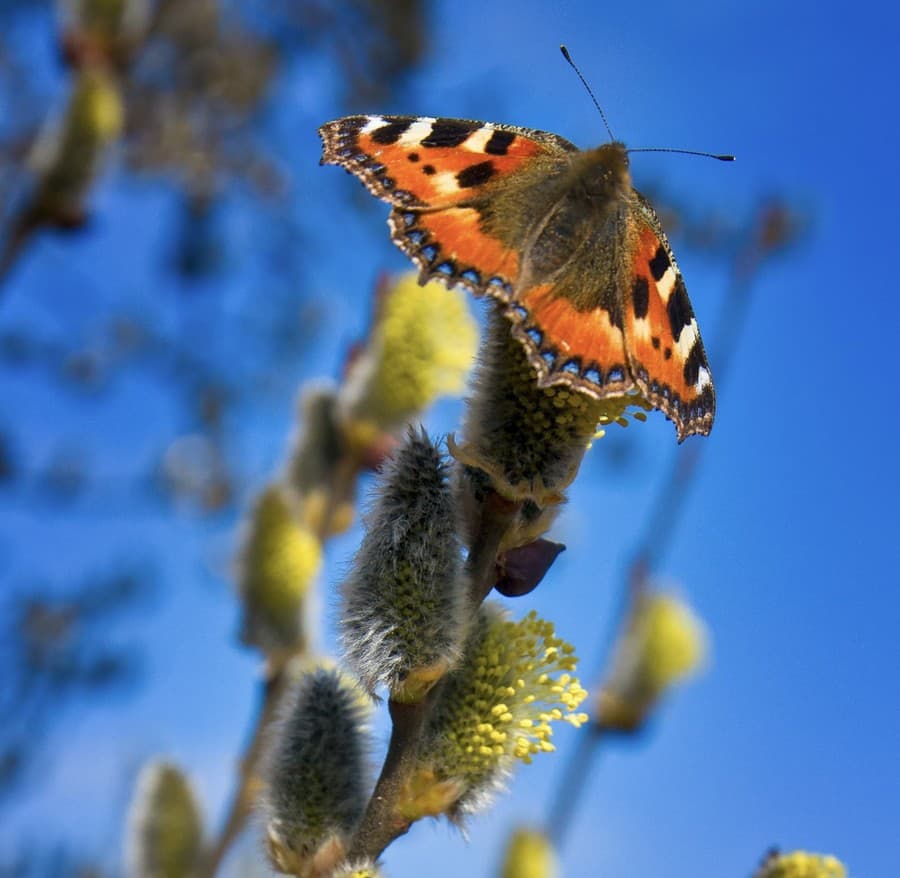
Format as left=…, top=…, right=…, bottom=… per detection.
left=579, top=141, right=631, bottom=199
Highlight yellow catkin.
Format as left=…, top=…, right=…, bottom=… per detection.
left=127, top=762, right=203, bottom=878
left=340, top=273, right=477, bottom=438
left=29, top=65, right=123, bottom=222
left=597, top=590, right=706, bottom=731
left=410, top=605, right=587, bottom=816
left=755, top=850, right=847, bottom=878
left=238, top=484, right=322, bottom=650
left=501, top=828, right=558, bottom=878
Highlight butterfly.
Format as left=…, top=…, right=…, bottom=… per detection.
left=318, top=114, right=715, bottom=440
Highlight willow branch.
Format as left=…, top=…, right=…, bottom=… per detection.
left=345, top=697, right=432, bottom=862
left=346, top=489, right=521, bottom=863
left=545, top=723, right=603, bottom=848
left=199, top=658, right=295, bottom=878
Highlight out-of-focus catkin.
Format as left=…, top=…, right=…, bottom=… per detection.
left=753, top=850, right=847, bottom=878
left=263, top=667, right=370, bottom=877
left=596, top=589, right=707, bottom=732
left=237, top=483, right=322, bottom=655
left=126, top=760, right=203, bottom=878
left=28, top=65, right=124, bottom=225
left=337, top=273, right=477, bottom=455
left=500, top=828, right=558, bottom=878
left=285, top=384, right=356, bottom=538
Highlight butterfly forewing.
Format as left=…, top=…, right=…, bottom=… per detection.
left=319, top=115, right=576, bottom=209
left=319, top=114, right=576, bottom=298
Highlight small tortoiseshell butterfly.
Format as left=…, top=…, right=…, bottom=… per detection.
left=319, top=114, right=716, bottom=440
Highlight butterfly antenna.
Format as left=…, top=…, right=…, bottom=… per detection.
left=629, top=146, right=735, bottom=162
left=560, top=44, right=615, bottom=142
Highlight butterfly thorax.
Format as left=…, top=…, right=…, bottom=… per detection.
left=520, top=142, right=632, bottom=286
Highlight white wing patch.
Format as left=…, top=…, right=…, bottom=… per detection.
left=656, top=266, right=677, bottom=303
left=360, top=116, right=386, bottom=134
left=397, top=118, right=438, bottom=148
left=461, top=126, right=496, bottom=153
left=674, top=318, right=701, bottom=360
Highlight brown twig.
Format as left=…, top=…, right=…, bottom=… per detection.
left=199, top=658, right=296, bottom=878
left=345, top=698, right=432, bottom=862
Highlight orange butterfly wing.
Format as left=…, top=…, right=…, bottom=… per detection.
left=622, top=200, right=715, bottom=439
left=319, top=115, right=576, bottom=297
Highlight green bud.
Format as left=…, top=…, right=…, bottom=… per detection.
left=263, top=668, right=370, bottom=876
left=340, top=428, right=468, bottom=700
left=126, top=761, right=203, bottom=878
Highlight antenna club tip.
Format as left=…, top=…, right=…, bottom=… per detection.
left=718, top=154, right=736, bottom=162
left=560, top=45, right=572, bottom=61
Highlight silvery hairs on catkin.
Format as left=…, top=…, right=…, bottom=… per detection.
left=263, top=667, right=370, bottom=868
left=339, top=427, right=469, bottom=698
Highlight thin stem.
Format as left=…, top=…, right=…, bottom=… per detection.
left=466, top=490, right=522, bottom=605
left=543, top=204, right=782, bottom=851
left=199, top=662, right=295, bottom=878
left=545, top=724, right=603, bottom=848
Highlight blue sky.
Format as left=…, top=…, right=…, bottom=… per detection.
left=3, top=0, right=899, bottom=876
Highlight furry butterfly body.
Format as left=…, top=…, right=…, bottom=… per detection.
left=319, top=115, right=715, bottom=440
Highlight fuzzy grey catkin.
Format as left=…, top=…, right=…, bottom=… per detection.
left=126, top=761, right=203, bottom=878
left=263, top=667, right=370, bottom=875
left=340, top=428, right=468, bottom=699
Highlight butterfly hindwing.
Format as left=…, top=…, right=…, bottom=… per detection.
left=388, top=206, right=520, bottom=299
left=506, top=281, right=633, bottom=398
left=623, top=200, right=715, bottom=440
